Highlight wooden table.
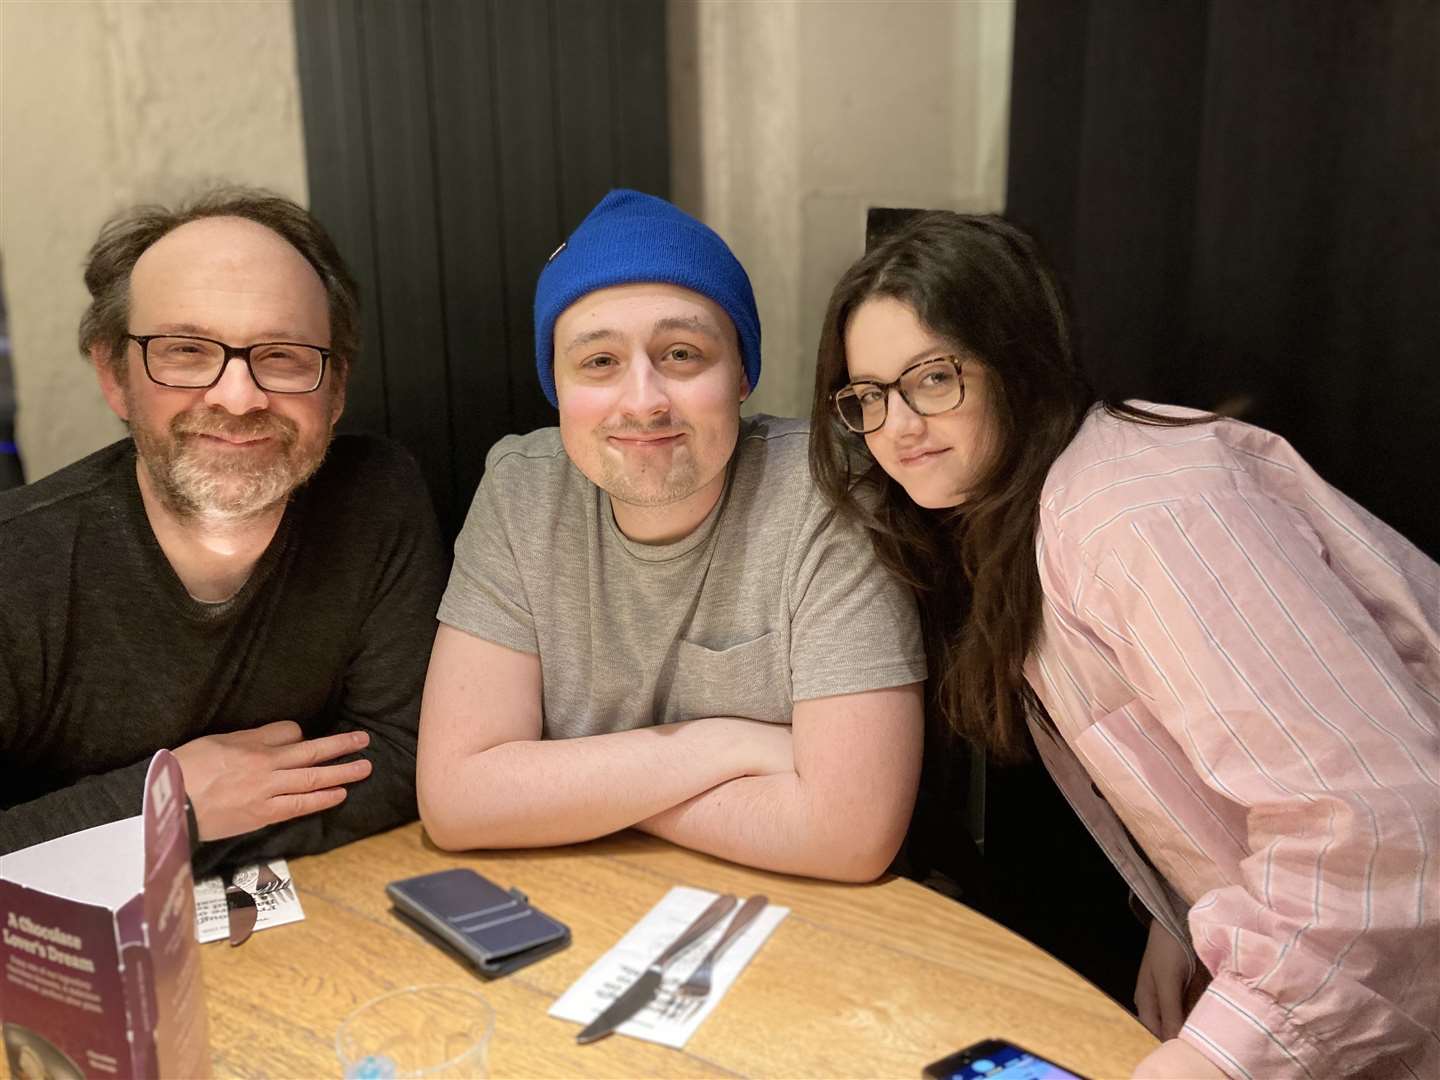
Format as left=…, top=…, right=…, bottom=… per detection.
left=201, top=823, right=1156, bottom=1078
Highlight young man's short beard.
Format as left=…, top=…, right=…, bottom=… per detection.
left=595, top=459, right=701, bottom=508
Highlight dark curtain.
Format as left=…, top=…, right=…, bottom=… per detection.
left=1007, top=0, right=1440, bottom=560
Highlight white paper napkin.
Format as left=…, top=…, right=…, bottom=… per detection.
left=192, top=858, right=304, bottom=944
left=550, top=885, right=788, bottom=1048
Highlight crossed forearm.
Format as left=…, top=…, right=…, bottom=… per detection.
left=418, top=717, right=776, bottom=851
left=636, top=771, right=905, bottom=882
left=639, top=684, right=925, bottom=881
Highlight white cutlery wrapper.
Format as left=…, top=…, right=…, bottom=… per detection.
left=550, top=885, right=788, bottom=1048
left=193, top=859, right=304, bottom=943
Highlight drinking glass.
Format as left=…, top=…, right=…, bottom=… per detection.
left=335, top=985, right=494, bottom=1079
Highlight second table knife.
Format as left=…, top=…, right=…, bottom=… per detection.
left=575, top=892, right=736, bottom=1044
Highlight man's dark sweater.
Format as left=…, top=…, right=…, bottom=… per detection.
left=0, top=434, right=447, bottom=875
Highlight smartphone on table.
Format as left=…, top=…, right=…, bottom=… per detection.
left=386, top=867, right=570, bottom=978
left=922, top=1038, right=1088, bottom=1080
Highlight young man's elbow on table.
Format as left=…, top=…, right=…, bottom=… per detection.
left=679, top=685, right=922, bottom=882
left=802, top=783, right=915, bottom=883
left=415, top=752, right=506, bottom=851
left=416, top=792, right=470, bottom=852
left=415, top=736, right=491, bottom=850
left=806, top=827, right=905, bottom=884
left=782, top=778, right=916, bottom=883
left=417, top=739, right=609, bottom=852
left=638, top=737, right=919, bottom=882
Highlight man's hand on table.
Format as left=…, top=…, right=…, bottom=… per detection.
left=174, top=721, right=372, bottom=841
left=1132, top=1038, right=1226, bottom=1080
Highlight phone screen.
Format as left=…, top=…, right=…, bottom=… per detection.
left=928, top=1041, right=1084, bottom=1080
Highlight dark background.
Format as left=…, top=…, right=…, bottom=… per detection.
left=1006, top=0, right=1440, bottom=561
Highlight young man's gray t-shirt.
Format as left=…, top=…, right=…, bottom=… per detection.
left=438, top=415, right=925, bottom=736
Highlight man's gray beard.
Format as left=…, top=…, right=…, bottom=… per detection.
left=131, top=409, right=331, bottom=524
left=156, top=439, right=329, bottom=522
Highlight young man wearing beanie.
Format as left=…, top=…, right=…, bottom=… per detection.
left=417, top=191, right=925, bottom=881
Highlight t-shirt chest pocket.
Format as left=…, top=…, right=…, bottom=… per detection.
left=662, top=632, right=791, bottom=725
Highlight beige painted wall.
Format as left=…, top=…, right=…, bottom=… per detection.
left=0, top=0, right=307, bottom=481
left=670, top=0, right=1014, bottom=419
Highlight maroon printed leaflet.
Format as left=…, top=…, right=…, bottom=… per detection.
left=0, top=751, right=211, bottom=1078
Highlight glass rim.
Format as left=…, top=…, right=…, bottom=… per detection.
left=334, top=983, right=495, bottom=1079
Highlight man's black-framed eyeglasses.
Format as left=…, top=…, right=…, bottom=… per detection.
left=125, top=334, right=331, bottom=394
left=832, top=355, right=966, bottom=434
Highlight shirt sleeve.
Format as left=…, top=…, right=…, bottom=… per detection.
left=0, top=765, right=153, bottom=856
left=435, top=457, right=538, bottom=655
left=1082, top=489, right=1440, bottom=1079
left=786, top=497, right=927, bottom=701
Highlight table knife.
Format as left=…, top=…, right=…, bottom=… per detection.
left=575, top=892, right=737, bottom=1044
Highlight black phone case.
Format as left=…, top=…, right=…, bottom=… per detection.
left=386, top=867, right=571, bottom=978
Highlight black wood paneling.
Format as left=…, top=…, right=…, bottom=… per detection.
left=357, top=0, right=454, bottom=517
left=425, top=0, right=510, bottom=508
left=611, top=0, right=670, bottom=196
left=294, top=0, right=669, bottom=536
left=291, top=0, right=388, bottom=438
left=488, top=0, right=566, bottom=442
left=554, top=1, right=620, bottom=229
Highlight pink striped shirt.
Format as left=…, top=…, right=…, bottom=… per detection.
left=1026, top=404, right=1439, bottom=1079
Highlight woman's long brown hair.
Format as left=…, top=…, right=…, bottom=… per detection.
left=810, top=213, right=1197, bottom=760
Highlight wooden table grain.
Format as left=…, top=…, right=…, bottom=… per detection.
left=199, top=823, right=1156, bottom=1079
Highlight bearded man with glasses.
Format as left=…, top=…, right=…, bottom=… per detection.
left=0, top=189, right=446, bottom=875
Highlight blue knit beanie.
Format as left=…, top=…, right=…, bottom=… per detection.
left=533, top=190, right=761, bottom=408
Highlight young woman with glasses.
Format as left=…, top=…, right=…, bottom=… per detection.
left=809, top=212, right=1438, bottom=1080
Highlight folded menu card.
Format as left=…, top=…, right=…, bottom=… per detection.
left=550, top=885, right=787, bottom=1048
left=0, top=752, right=211, bottom=1079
